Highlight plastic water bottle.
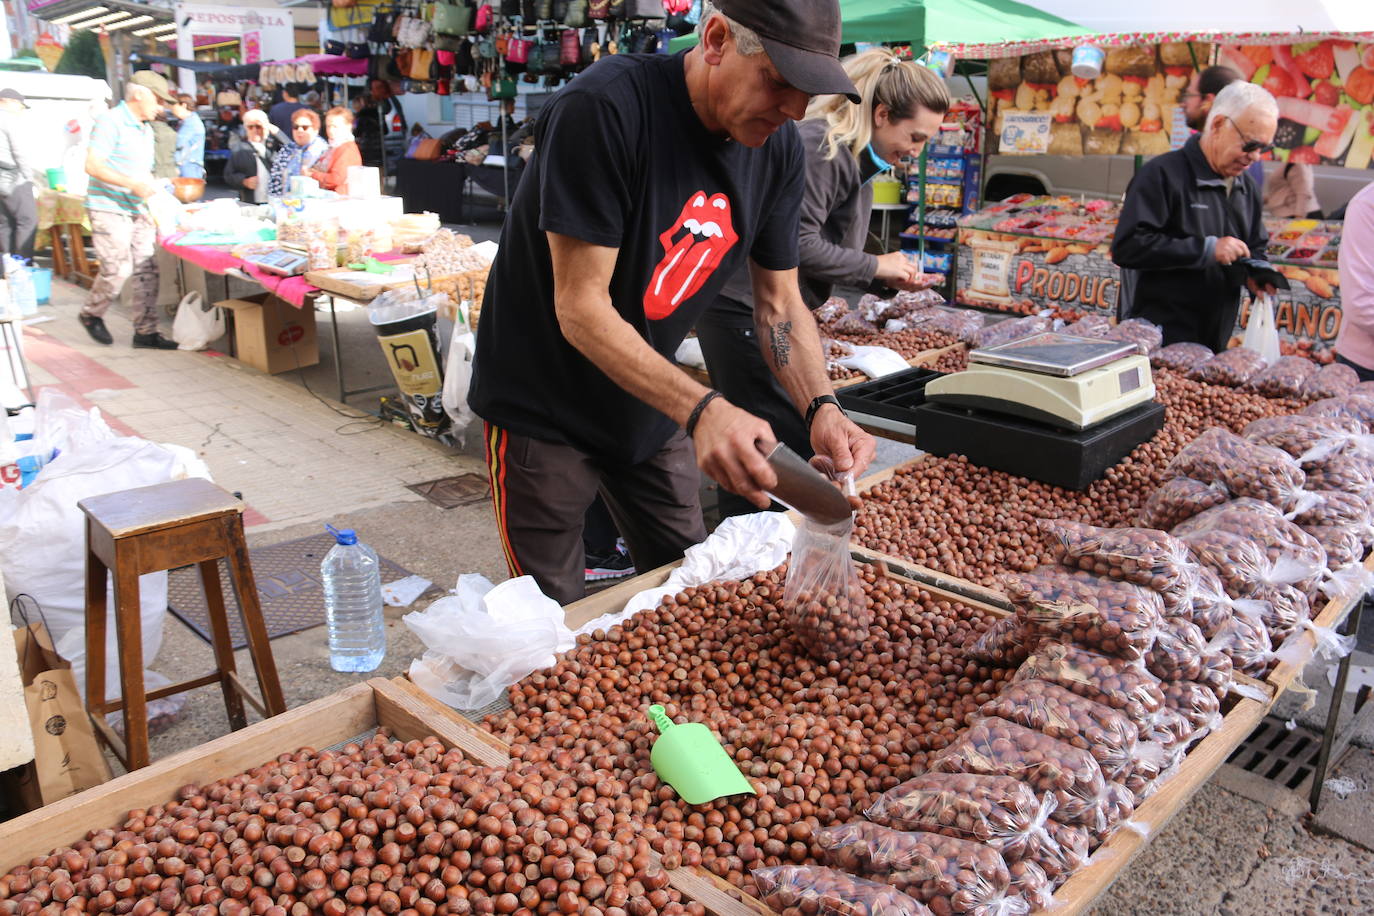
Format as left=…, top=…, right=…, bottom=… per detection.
left=321, top=524, right=385, bottom=672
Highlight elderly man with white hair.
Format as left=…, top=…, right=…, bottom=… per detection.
left=79, top=70, right=179, bottom=349
left=1112, top=81, right=1279, bottom=352
left=223, top=109, right=284, bottom=205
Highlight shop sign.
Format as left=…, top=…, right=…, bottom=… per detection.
left=956, top=228, right=1119, bottom=318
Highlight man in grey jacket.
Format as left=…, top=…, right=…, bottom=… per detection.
left=0, top=88, right=38, bottom=261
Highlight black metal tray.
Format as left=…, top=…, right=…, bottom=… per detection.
left=836, top=367, right=947, bottom=425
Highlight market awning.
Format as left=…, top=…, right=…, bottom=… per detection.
left=0, top=57, right=46, bottom=71
left=670, top=0, right=1089, bottom=58
left=131, top=52, right=261, bottom=81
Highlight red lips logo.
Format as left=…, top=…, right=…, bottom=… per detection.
left=644, top=191, right=739, bottom=320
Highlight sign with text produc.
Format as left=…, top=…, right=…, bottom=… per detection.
left=956, top=228, right=1120, bottom=319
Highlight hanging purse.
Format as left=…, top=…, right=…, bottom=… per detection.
left=493, top=30, right=509, bottom=55
left=563, top=0, right=587, bottom=26
left=627, top=0, right=663, bottom=17
left=433, top=0, right=473, bottom=37
left=559, top=28, right=580, bottom=66
left=580, top=23, right=598, bottom=64
left=535, top=0, right=552, bottom=19
left=526, top=24, right=548, bottom=74
left=345, top=42, right=370, bottom=58
left=608, top=0, right=625, bottom=17
left=408, top=47, right=436, bottom=80
left=367, top=10, right=397, bottom=42
left=589, top=0, right=609, bottom=19
left=506, top=31, right=531, bottom=63
left=474, top=2, right=493, bottom=31
left=489, top=74, right=518, bottom=99
left=325, top=39, right=346, bottom=56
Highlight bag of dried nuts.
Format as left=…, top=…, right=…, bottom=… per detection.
left=1300, top=362, right=1360, bottom=401
left=863, top=773, right=1054, bottom=867
left=1138, top=477, right=1230, bottom=532
left=1161, top=679, right=1223, bottom=738
left=1244, top=355, right=1319, bottom=399
left=972, top=315, right=1052, bottom=350
left=1173, top=499, right=1327, bottom=599
left=1242, top=415, right=1371, bottom=467
left=962, top=616, right=1041, bottom=668
left=1291, top=489, right=1374, bottom=534
left=1013, top=641, right=1166, bottom=730
left=1186, top=348, right=1270, bottom=387
left=1103, top=317, right=1163, bottom=356
left=1040, top=520, right=1198, bottom=617
left=930, top=717, right=1127, bottom=836
left=1151, top=342, right=1214, bottom=373
left=1001, top=566, right=1163, bottom=662
left=926, top=309, right=988, bottom=344
left=1164, top=427, right=1308, bottom=511
left=1205, top=599, right=1274, bottom=676
left=1061, top=315, right=1113, bottom=339
left=1302, top=524, right=1365, bottom=572
left=1145, top=617, right=1210, bottom=684
left=750, top=864, right=935, bottom=916
left=785, top=515, right=869, bottom=664
left=1189, top=565, right=1236, bottom=638
left=816, top=822, right=1029, bottom=916
left=977, top=679, right=1140, bottom=783
left=1301, top=394, right=1374, bottom=434
left=1302, top=452, right=1374, bottom=496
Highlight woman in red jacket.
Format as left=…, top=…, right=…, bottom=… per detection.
left=306, top=106, right=361, bottom=195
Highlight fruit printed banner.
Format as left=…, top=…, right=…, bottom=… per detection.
left=988, top=44, right=1205, bottom=159
left=1219, top=41, right=1374, bottom=170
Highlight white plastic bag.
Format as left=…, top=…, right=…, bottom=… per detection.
left=835, top=344, right=910, bottom=379
left=171, top=291, right=225, bottom=351
left=405, top=574, right=575, bottom=710
left=440, top=329, right=477, bottom=444
left=1243, top=294, right=1281, bottom=365
left=0, top=435, right=211, bottom=709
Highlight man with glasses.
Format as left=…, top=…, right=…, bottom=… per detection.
left=1182, top=65, right=1241, bottom=132
left=1112, top=82, right=1278, bottom=352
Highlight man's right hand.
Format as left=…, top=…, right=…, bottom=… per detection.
left=1214, top=236, right=1250, bottom=266
left=873, top=251, right=924, bottom=291
left=691, top=397, right=779, bottom=509
left=131, top=179, right=160, bottom=199
left=241, top=176, right=258, bottom=191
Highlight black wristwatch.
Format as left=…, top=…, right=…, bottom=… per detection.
left=805, top=394, right=844, bottom=429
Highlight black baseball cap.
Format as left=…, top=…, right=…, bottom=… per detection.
left=0, top=88, right=27, bottom=108
left=712, top=0, right=858, bottom=103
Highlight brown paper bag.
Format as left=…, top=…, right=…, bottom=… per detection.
left=14, top=622, right=112, bottom=806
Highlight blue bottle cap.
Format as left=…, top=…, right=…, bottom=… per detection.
left=326, top=524, right=358, bottom=545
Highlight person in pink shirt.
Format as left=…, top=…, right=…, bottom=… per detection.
left=1334, top=182, right=1374, bottom=380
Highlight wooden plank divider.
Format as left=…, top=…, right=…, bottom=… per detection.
left=370, top=677, right=511, bottom=767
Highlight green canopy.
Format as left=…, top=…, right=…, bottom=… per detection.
left=0, top=57, right=46, bottom=72
left=670, top=0, right=1088, bottom=58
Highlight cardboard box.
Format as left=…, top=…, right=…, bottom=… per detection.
left=215, top=293, right=319, bottom=375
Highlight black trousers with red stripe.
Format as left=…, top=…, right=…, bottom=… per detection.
left=484, top=423, right=707, bottom=605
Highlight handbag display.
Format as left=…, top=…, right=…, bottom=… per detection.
left=589, top=0, right=609, bottom=19
left=345, top=42, right=370, bottom=58
left=506, top=33, right=531, bottom=62
left=535, top=0, right=552, bottom=18
left=563, top=0, right=587, bottom=26
left=408, top=48, right=435, bottom=80
left=367, top=10, right=397, bottom=42
left=488, top=75, right=518, bottom=99
left=474, top=2, right=493, bottom=31
left=324, top=39, right=346, bottom=55
left=608, top=0, right=625, bottom=17
left=581, top=24, right=598, bottom=64
left=627, top=0, right=663, bottom=15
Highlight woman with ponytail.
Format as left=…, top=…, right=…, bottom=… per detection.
left=697, top=49, right=949, bottom=515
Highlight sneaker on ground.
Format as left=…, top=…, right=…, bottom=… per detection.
left=132, top=332, right=179, bottom=350
left=585, top=549, right=636, bottom=583
left=79, top=314, right=113, bottom=345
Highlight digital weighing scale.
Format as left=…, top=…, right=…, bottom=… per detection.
left=924, top=332, right=1154, bottom=431
left=242, top=248, right=310, bottom=277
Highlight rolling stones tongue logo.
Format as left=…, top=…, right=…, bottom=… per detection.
left=644, top=191, right=738, bottom=320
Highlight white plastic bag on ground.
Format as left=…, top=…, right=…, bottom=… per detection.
left=405, top=574, right=575, bottom=710
left=171, top=291, right=225, bottom=351
left=1243, top=294, right=1281, bottom=365
left=0, top=433, right=211, bottom=715
left=440, top=330, right=477, bottom=445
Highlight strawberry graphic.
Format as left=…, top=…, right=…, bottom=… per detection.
left=1294, top=42, right=1335, bottom=79
left=1312, top=80, right=1340, bottom=107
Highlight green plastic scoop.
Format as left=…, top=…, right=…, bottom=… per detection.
left=648, top=705, right=756, bottom=805
left=346, top=257, right=397, bottom=274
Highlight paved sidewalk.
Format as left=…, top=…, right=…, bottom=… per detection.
left=25, top=279, right=481, bottom=532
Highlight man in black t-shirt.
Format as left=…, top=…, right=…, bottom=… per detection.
left=469, top=0, right=876, bottom=604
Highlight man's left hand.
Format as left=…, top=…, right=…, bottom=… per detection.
left=808, top=405, right=876, bottom=509
left=1247, top=277, right=1278, bottom=298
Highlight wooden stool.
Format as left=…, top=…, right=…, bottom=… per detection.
left=79, top=477, right=287, bottom=771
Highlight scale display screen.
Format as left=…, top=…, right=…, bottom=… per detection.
left=245, top=249, right=309, bottom=277
left=970, top=332, right=1139, bottom=377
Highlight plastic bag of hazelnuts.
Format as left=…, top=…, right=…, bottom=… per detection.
left=1001, top=566, right=1164, bottom=662
left=1039, top=519, right=1199, bottom=617
left=1163, top=427, right=1308, bottom=511
left=816, top=821, right=1030, bottom=916
left=750, top=864, right=935, bottom=916
left=785, top=516, right=869, bottom=664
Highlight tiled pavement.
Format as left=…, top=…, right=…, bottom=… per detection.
left=23, top=278, right=484, bottom=531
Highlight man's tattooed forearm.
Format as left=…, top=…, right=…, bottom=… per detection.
left=769, top=321, right=793, bottom=368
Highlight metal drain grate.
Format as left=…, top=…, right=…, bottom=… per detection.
left=1226, top=716, right=1324, bottom=791
left=406, top=474, right=492, bottom=509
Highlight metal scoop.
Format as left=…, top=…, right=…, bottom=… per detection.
left=763, top=442, right=854, bottom=525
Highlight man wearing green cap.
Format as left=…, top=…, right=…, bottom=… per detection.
left=78, top=71, right=179, bottom=349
